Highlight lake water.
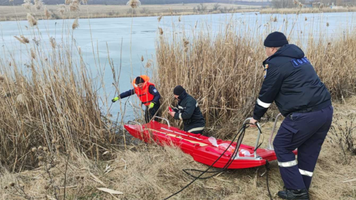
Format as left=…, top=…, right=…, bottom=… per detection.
left=0, top=11, right=355, bottom=121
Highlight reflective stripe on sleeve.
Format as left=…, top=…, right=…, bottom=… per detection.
left=257, top=98, right=271, bottom=108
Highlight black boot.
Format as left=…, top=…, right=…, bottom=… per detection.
left=277, top=188, right=309, bottom=200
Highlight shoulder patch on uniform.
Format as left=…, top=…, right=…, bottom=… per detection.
left=263, top=64, right=268, bottom=78
left=291, top=57, right=310, bottom=67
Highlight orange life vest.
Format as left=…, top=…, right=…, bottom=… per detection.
left=132, top=75, right=155, bottom=106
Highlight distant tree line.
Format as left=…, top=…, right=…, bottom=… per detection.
left=3, top=0, right=353, bottom=7
left=271, top=0, right=296, bottom=8
left=271, top=0, right=355, bottom=8
left=1, top=0, right=217, bottom=6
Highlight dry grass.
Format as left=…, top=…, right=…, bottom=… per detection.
left=1, top=100, right=355, bottom=199
left=156, top=23, right=267, bottom=130
left=0, top=3, right=260, bottom=21
left=260, top=7, right=356, bottom=14
left=156, top=18, right=356, bottom=132
left=0, top=18, right=122, bottom=172
left=307, top=32, right=356, bottom=100
left=2, top=4, right=356, bottom=22
left=0, top=2, right=356, bottom=200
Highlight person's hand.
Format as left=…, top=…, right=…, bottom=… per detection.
left=168, top=110, right=175, bottom=117
left=249, top=118, right=258, bottom=127
left=111, top=96, right=119, bottom=103
left=148, top=102, right=155, bottom=109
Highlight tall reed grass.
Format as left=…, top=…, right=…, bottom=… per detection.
left=156, top=17, right=356, bottom=134
left=0, top=23, right=121, bottom=172
left=0, top=3, right=356, bottom=200
left=0, top=0, right=137, bottom=173
left=1, top=1, right=356, bottom=174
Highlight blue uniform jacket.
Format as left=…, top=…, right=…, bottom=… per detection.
left=253, top=44, right=331, bottom=120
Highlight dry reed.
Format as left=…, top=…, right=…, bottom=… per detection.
left=34, top=0, right=43, bottom=10
left=58, top=4, right=66, bottom=15
left=72, top=17, right=79, bottom=29
left=0, top=23, right=119, bottom=172
left=127, top=0, right=141, bottom=9
left=44, top=6, right=50, bottom=19
left=0, top=3, right=355, bottom=200
left=70, top=0, right=80, bottom=12
left=26, top=13, right=37, bottom=27
left=157, top=23, right=265, bottom=130
left=22, top=0, right=32, bottom=10
left=156, top=20, right=356, bottom=134
left=14, top=35, right=30, bottom=44
left=1, top=115, right=355, bottom=199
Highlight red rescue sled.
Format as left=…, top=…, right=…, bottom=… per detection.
left=124, top=115, right=296, bottom=169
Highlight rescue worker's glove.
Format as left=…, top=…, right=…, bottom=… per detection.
left=112, top=96, right=119, bottom=103
left=172, top=107, right=179, bottom=112
left=149, top=102, right=155, bottom=109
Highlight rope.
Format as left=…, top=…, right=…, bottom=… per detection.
left=265, top=160, right=273, bottom=200
left=163, top=123, right=251, bottom=200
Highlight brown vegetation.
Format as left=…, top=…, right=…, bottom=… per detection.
left=260, top=7, right=356, bottom=14
left=2, top=3, right=356, bottom=22
left=0, top=3, right=259, bottom=21
left=156, top=19, right=356, bottom=132
left=0, top=22, right=121, bottom=172
left=0, top=103, right=355, bottom=199
left=0, top=2, right=355, bottom=200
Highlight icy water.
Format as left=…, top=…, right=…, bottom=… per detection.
left=0, top=12, right=355, bottom=121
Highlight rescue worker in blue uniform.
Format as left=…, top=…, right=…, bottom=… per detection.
left=250, top=32, right=333, bottom=200
left=112, top=75, right=161, bottom=123
left=168, top=85, right=205, bottom=134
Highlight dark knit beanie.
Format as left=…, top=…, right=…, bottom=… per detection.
left=135, top=76, right=145, bottom=84
left=264, top=32, right=288, bottom=47
left=173, top=85, right=185, bottom=95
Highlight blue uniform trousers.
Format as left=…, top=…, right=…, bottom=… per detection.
left=273, top=105, right=333, bottom=190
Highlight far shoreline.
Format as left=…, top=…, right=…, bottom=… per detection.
left=0, top=4, right=356, bottom=22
